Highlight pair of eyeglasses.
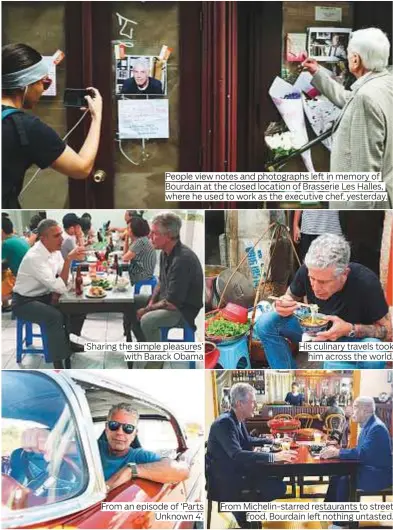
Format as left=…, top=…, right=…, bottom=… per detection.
left=107, top=421, right=136, bottom=435
left=42, top=77, right=53, bottom=91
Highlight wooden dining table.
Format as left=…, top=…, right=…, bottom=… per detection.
left=260, top=444, right=359, bottom=501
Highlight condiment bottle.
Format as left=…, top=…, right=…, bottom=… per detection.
left=75, top=266, right=83, bottom=296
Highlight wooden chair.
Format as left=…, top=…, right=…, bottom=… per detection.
left=355, top=486, right=392, bottom=502
left=323, top=413, right=346, bottom=437
left=273, top=414, right=293, bottom=421
left=294, top=413, right=314, bottom=429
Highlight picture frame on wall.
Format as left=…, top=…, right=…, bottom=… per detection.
left=307, top=27, right=352, bottom=62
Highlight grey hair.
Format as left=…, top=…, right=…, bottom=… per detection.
left=348, top=28, right=390, bottom=72
left=133, top=60, right=149, bottom=72
left=354, top=396, right=376, bottom=414
left=152, top=212, right=182, bottom=240
left=230, top=383, right=255, bottom=407
left=36, top=219, right=59, bottom=238
left=107, top=402, right=140, bottom=421
left=305, top=234, right=350, bottom=276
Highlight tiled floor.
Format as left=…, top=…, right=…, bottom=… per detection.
left=2, top=311, right=204, bottom=370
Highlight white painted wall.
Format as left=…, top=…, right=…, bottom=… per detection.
left=359, top=370, right=392, bottom=398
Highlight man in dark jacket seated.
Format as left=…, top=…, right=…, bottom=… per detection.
left=206, top=383, right=297, bottom=528
left=321, top=396, right=392, bottom=529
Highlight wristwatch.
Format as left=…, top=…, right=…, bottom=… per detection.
left=347, top=324, right=356, bottom=338
left=127, top=462, right=138, bottom=479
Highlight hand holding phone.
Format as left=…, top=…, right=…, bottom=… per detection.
left=64, top=88, right=92, bottom=108
left=63, top=87, right=102, bottom=119
left=84, top=87, right=102, bottom=120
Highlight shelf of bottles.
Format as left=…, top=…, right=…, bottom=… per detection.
left=231, top=370, right=265, bottom=395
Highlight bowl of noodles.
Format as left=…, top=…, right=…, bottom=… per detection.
left=294, top=305, right=329, bottom=336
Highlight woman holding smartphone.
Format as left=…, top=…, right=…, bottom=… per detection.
left=2, top=43, right=103, bottom=208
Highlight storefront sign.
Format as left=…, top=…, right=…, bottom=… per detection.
left=315, top=6, right=342, bottom=22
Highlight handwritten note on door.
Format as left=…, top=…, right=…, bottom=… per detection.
left=118, top=99, right=169, bottom=139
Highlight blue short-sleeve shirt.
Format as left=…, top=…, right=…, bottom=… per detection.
left=98, top=437, right=161, bottom=480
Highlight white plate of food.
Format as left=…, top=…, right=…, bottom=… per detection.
left=85, top=286, right=107, bottom=298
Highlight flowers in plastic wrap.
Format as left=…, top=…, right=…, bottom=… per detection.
left=269, top=76, right=315, bottom=172
left=294, top=70, right=341, bottom=151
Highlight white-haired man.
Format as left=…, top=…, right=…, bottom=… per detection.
left=206, top=383, right=297, bottom=529
left=255, top=234, right=391, bottom=369
left=303, top=27, right=393, bottom=209
left=320, top=396, right=392, bottom=528
left=121, top=60, right=163, bottom=95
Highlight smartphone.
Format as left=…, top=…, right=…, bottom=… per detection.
left=63, top=88, right=93, bottom=108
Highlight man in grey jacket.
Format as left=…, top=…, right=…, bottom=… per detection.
left=303, top=27, right=392, bottom=210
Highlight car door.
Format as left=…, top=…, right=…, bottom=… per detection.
left=1, top=370, right=106, bottom=530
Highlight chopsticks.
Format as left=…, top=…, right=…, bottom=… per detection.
left=267, top=296, right=316, bottom=309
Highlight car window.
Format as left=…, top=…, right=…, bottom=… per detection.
left=137, top=419, right=178, bottom=452
left=2, top=371, right=88, bottom=512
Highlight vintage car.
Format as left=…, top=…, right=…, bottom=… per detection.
left=2, top=370, right=204, bottom=529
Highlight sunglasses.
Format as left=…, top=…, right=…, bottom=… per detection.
left=107, top=421, right=136, bottom=435
left=42, top=77, right=53, bottom=91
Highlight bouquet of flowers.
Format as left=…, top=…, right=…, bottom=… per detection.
left=269, top=76, right=315, bottom=172
left=264, top=121, right=303, bottom=165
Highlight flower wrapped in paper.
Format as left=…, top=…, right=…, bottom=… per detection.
left=294, top=70, right=341, bottom=151
left=269, top=76, right=315, bottom=172
left=264, top=122, right=299, bottom=162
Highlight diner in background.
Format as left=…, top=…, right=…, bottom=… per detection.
left=12, top=219, right=86, bottom=368
left=2, top=213, right=29, bottom=310
left=255, top=234, right=391, bottom=369
left=61, top=212, right=85, bottom=259
left=122, top=213, right=157, bottom=342
left=285, top=382, right=304, bottom=406
left=319, top=395, right=346, bottom=424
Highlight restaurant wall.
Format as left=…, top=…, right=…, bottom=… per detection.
left=360, top=370, right=391, bottom=399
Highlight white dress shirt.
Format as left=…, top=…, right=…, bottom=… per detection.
left=13, top=241, right=68, bottom=297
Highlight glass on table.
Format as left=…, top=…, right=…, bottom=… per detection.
left=314, top=431, right=322, bottom=444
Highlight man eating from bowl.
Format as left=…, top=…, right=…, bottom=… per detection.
left=255, top=234, right=391, bottom=369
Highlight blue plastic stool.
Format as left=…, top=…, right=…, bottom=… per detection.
left=134, top=276, right=158, bottom=295
left=216, top=335, right=251, bottom=369
left=16, top=319, right=51, bottom=363
left=159, top=324, right=196, bottom=368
